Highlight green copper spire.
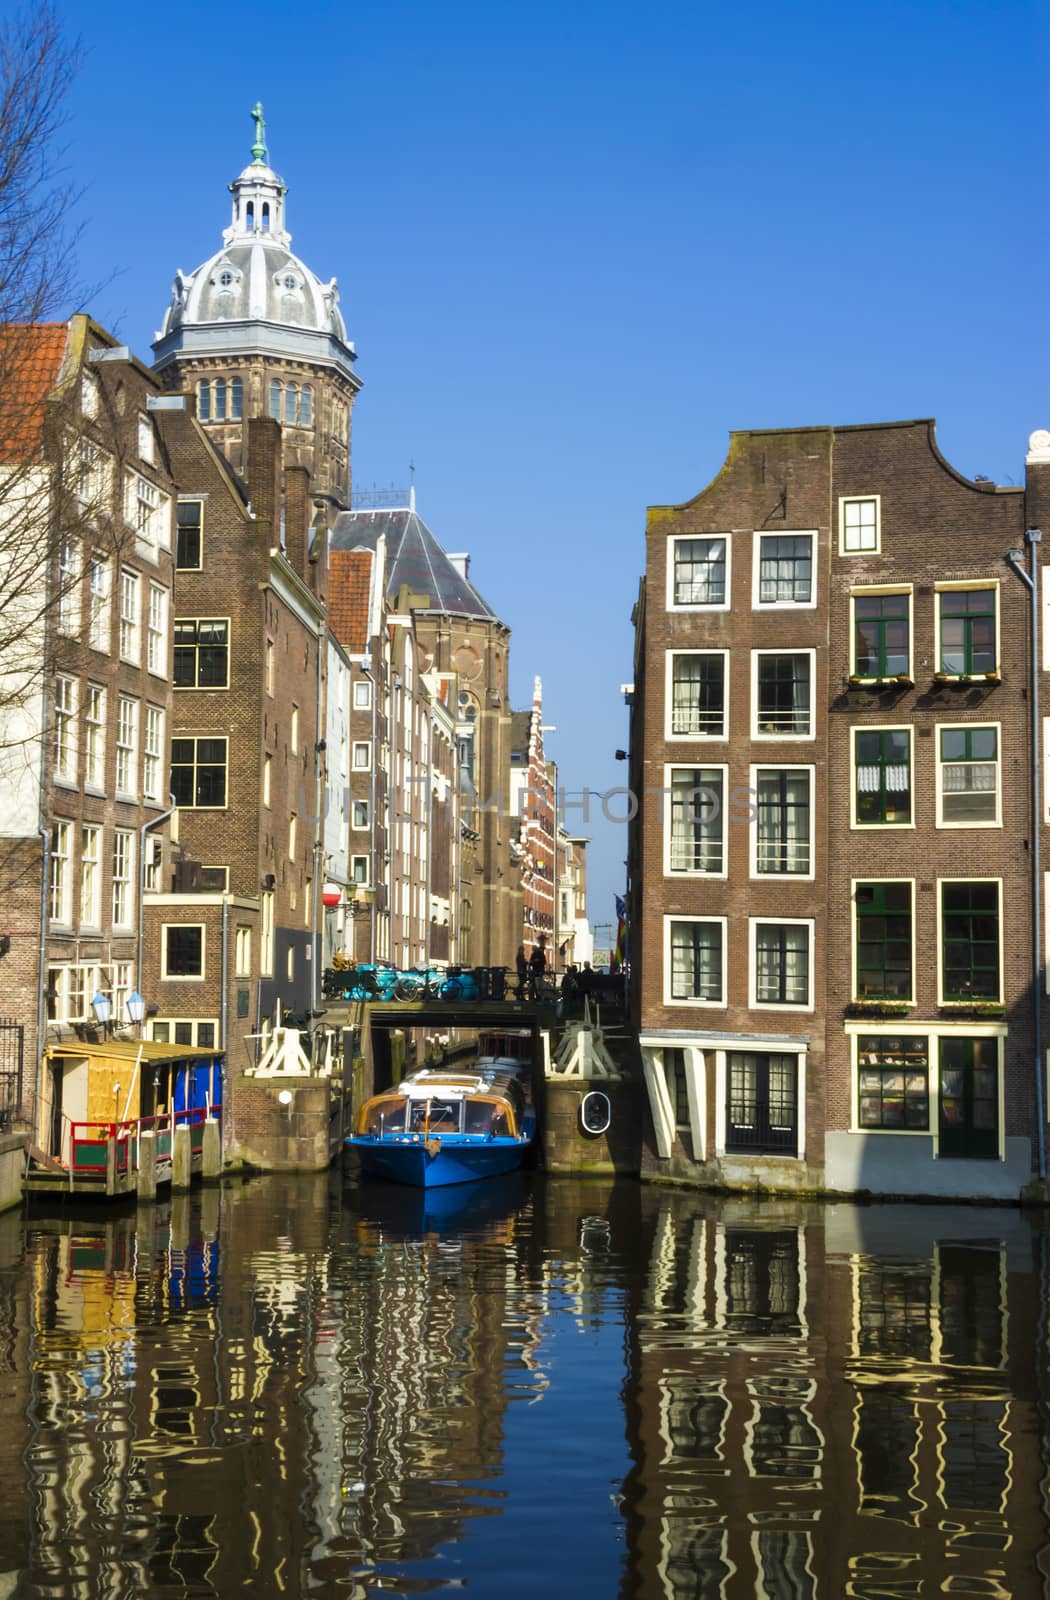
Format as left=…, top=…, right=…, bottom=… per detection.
left=250, top=102, right=267, bottom=165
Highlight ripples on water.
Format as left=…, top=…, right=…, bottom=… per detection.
left=0, top=1176, right=1048, bottom=1597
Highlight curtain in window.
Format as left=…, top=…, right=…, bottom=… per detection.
left=670, top=770, right=723, bottom=871
left=672, top=657, right=723, bottom=735
left=671, top=922, right=721, bottom=1001
left=756, top=773, right=809, bottom=872
left=857, top=763, right=909, bottom=794
left=943, top=764, right=995, bottom=792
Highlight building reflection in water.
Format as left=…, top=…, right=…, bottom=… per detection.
left=620, top=1191, right=1050, bottom=1599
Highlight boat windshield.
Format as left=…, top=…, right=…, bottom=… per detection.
left=463, top=1099, right=513, bottom=1137
left=407, top=1098, right=462, bottom=1134
left=361, top=1096, right=408, bottom=1136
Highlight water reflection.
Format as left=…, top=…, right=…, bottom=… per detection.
left=0, top=1179, right=1048, bottom=1597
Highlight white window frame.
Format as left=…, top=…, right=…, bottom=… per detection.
left=353, top=679, right=372, bottom=710
left=748, top=918, right=815, bottom=1011
left=662, top=762, right=728, bottom=879
left=935, top=721, right=1001, bottom=829
left=126, top=468, right=171, bottom=548
left=137, top=414, right=155, bottom=465
left=748, top=764, right=815, bottom=880
left=88, top=555, right=110, bottom=651
left=81, top=373, right=98, bottom=418
left=235, top=925, right=252, bottom=977
left=352, top=799, right=370, bottom=831
left=850, top=877, right=915, bottom=1004
left=289, top=813, right=298, bottom=861
left=750, top=648, right=816, bottom=740
left=352, top=741, right=371, bottom=770
left=50, top=820, right=72, bottom=925
left=848, top=1023, right=1006, bottom=1154
left=351, top=855, right=369, bottom=885
left=119, top=568, right=141, bottom=664
left=290, top=704, right=299, bottom=755
left=53, top=675, right=77, bottom=784
left=665, top=649, right=730, bottom=743
left=666, top=533, right=732, bottom=612
left=112, top=830, right=135, bottom=930
left=850, top=725, right=915, bottom=830
left=839, top=495, right=881, bottom=556
left=162, top=923, right=206, bottom=981
left=934, top=581, right=1001, bottom=679
left=56, top=538, right=79, bottom=634
left=80, top=825, right=101, bottom=929
left=261, top=892, right=274, bottom=977
left=936, top=877, right=1003, bottom=1008
left=849, top=584, right=912, bottom=680
left=149, top=1017, right=219, bottom=1049
left=144, top=705, right=164, bottom=803
left=751, top=529, right=817, bottom=610
left=115, top=696, right=138, bottom=796
left=262, top=754, right=272, bottom=808
left=147, top=583, right=168, bottom=676
left=84, top=683, right=105, bottom=788
left=663, top=915, right=728, bottom=1008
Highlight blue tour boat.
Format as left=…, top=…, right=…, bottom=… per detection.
left=347, top=1044, right=536, bottom=1189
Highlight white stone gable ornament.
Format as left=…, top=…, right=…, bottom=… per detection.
left=1027, top=429, right=1050, bottom=465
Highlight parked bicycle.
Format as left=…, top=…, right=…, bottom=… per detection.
left=322, top=963, right=399, bottom=1002
left=392, top=966, right=477, bottom=1002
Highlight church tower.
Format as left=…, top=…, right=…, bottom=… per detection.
left=152, top=105, right=359, bottom=507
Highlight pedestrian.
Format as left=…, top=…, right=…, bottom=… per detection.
left=528, top=935, right=547, bottom=999
left=515, top=944, right=528, bottom=1000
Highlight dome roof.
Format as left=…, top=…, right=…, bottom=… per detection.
left=153, top=111, right=357, bottom=385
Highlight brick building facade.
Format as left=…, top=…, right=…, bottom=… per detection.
left=630, top=417, right=1049, bottom=1200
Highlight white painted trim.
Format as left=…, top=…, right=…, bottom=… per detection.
left=661, top=762, right=729, bottom=879
left=161, top=922, right=206, bottom=981
left=750, top=648, right=817, bottom=741
left=934, top=720, right=1002, bottom=829
left=849, top=723, right=915, bottom=830
left=838, top=493, right=881, bottom=556
left=663, top=914, right=728, bottom=1007
left=713, top=1044, right=807, bottom=1159
left=847, top=1023, right=1007, bottom=1158
left=850, top=876, right=915, bottom=1003
left=665, top=532, right=732, bottom=613
left=935, top=876, right=1003, bottom=1007
left=664, top=648, right=730, bottom=743
left=641, top=1046, right=675, bottom=1159
left=748, top=763, right=816, bottom=880
left=682, top=1045, right=706, bottom=1160
left=751, top=528, right=818, bottom=610
left=748, top=917, right=815, bottom=1012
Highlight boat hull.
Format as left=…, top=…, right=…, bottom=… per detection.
left=347, top=1133, right=531, bottom=1188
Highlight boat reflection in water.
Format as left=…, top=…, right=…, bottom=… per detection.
left=350, top=1169, right=530, bottom=1235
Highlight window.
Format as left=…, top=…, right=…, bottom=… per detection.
left=938, top=726, right=1000, bottom=825
left=752, top=922, right=812, bottom=1008
left=938, top=1036, right=999, bottom=1159
left=269, top=380, right=281, bottom=419
left=174, top=619, right=229, bottom=688
left=197, top=381, right=211, bottom=422
left=938, top=587, right=997, bottom=675
left=351, top=856, right=369, bottom=884
left=84, top=684, right=105, bottom=787
left=261, top=891, right=274, bottom=976
left=56, top=539, right=78, bottom=634
left=669, top=535, right=728, bottom=608
left=726, top=1053, right=799, bottom=1154
left=300, top=386, right=312, bottom=426
left=265, top=638, right=274, bottom=695
left=144, top=834, right=163, bottom=893
left=753, top=768, right=812, bottom=875
left=176, top=501, right=203, bottom=569
left=213, top=379, right=227, bottom=421
left=126, top=470, right=170, bottom=547
left=941, top=882, right=1000, bottom=1002
left=668, top=652, right=727, bottom=738
left=88, top=556, right=110, bottom=650
left=857, top=1035, right=929, bottom=1129
left=290, top=705, right=299, bottom=754
left=352, top=799, right=369, bottom=830
left=138, top=415, right=155, bottom=465
left=80, top=825, right=101, bottom=927
left=112, top=830, right=134, bottom=929
left=840, top=496, right=880, bottom=554
left=115, top=696, right=138, bottom=794
left=353, top=679, right=372, bottom=709
left=754, top=532, right=815, bottom=607
left=666, top=767, right=724, bottom=873
left=853, top=591, right=910, bottom=678
left=119, top=569, right=140, bottom=662
left=199, top=865, right=228, bottom=892
left=855, top=882, right=912, bottom=1000
left=853, top=728, right=911, bottom=826
left=754, top=652, right=812, bottom=736
left=50, top=820, right=72, bottom=923
left=53, top=675, right=77, bottom=782
left=289, top=813, right=298, bottom=860
left=352, top=741, right=371, bottom=770
left=147, top=584, right=167, bottom=674
left=81, top=373, right=98, bottom=418
left=163, top=925, right=204, bottom=979
left=667, top=918, right=725, bottom=1004
left=77, top=439, right=110, bottom=507
left=144, top=706, right=164, bottom=802
left=151, top=1018, right=217, bottom=1048
left=229, top=377, right=243, bottom=419
left=171, top=737, right=227, bottom=808
left=263, top=755, right=272, bottom=807
left=235, top=925, right=251, bottom=977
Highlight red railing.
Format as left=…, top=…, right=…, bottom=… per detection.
left=70, top=1106, right=216, bottom=1176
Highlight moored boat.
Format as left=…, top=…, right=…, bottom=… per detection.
left=347, top=1060, right=536, bottom=1189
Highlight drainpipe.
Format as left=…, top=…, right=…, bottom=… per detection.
left=1006, top=529, right=1045, bottom=1180
left=36, top=825, right=50, bottom=1137
left=137, top=799, right=176, bottom=1000
left=220, top=896, right=229, bottom=1053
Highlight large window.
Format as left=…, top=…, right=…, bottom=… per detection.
left=84, top=684, right=105, bottom=788
left=112, top=830, right=134, bottom=929
left=198, top=377, right=242, bottom=422
left=171, top=737, right=227, bottom=808
left=50, top=820, right=72, bottom=924
left=941, top=882, right=1000, bottom=1001
left=752, top=922, right=811, bottom=1007
left=853, top=591, right=910, bottom=678
left=939, top=1036, right=999, bottom=1159
left=174, top=619, right=229, bottom=688
left=667, top=918, right=725, bottom=1004
left=144, top=706, right=164, bottom=802
left=115, top=696, right=138, bottom=795
left=669, top=536, right=728, bottom=607
left=163, top=925, right=204, bottom=979
left=80, top=825, right=100, bottom=928
left=855, top=882, right=912, bottom=1000
left=840, top=496, right=880, bottom=555
left=938, top=726, right=999, bottom=825
left=755, top=532, right=814, bottom=607
left=853, top=728, right=911, bottom=825
left=754, top=768, right=812, bottom=875
left=667, top=767, right=724, bottom=873
left=268, top=380, right=313, bottom=426
left=126, top=470, right=170, bottom=548
left=53, top=675, right=77, bottom=783
left=668, top=652, right=727, bottom=738
left=119, top=569, right=140, bottom=663
left=938, top=587, right=997, bottom=675
left=857, top=1035, right=929, bottom=1129
left=88, top=556, right=110, bottom=651
left=176, top=501, right=203, bottom=569
left=147, top=584, right=167, bottom=675
left=56, top=539, right=78, bottom=634
left=754, top=652, right=812, bottom=736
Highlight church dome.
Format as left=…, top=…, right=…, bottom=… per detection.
left=153, top=108, right=356, bottom=386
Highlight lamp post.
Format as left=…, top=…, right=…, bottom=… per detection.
left=125, top=990, right=146, bottom=1035
left=91, top=990, right=112, bottom=1039
left=1006, top=529, right=1046, bottom=1181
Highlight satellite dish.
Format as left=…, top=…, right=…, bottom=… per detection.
left=580, top=1089, right=611, bottom=1136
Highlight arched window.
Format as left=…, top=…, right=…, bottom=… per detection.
left=269, top=380, right=282, bottom=420
left=230, top=378, right=243, bottom=420
left=214, top=378, right=227, bottom=421
left=300, top=386, right=313, bottom=426
left=284, top=384, right=299, bottom=426
left=198, top=381, right=211, bottom=422
left=246, top=202, right=254, bottom=229
left=261, top=203, right=270, bottom=231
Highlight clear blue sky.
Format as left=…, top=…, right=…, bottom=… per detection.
left=60, top=0, right=1048, bottom=930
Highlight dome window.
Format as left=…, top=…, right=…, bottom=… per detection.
left=262, top=203, right=270, bottom=231
left=269, top=380, right=282, bottom=420
left=219, top=270, right=234, bottom=289
left=246, top=201, right=255, bottom=229
left=300, top=386, right=313, bottom=426
left=283, top=274, right=297, bottom=291
left=230, top=378, right=243, bottom=420
left=198, top=380, right=211, bottom=421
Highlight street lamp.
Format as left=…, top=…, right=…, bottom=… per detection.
left=1005, top=529, right=1045, bottom=1180
left=125, top=990, right=146, bottom=1031
left=91, top=990, right=112, bottom=1037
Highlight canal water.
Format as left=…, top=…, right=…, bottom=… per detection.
left=1, top=1173, right=1049, bottom=1598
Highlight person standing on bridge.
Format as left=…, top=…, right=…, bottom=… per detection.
left=515, top=944, right=529, bottom=1000
left=528, top=935, right=547, bottom=1000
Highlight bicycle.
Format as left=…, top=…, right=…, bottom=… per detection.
left=393, top=967, right=473, bottom=1002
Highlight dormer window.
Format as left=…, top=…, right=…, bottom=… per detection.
left=218, top=271, right=234, bottom=289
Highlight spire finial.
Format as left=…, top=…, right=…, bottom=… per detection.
left=250, top=102, right=268, bottom=164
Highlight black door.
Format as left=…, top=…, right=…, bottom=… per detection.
left=938, top=1037, right=999, bottom=1159
left=726, top=1052, right=798, bottom=1154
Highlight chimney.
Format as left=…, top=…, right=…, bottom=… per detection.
left=309, top=499, right=330, bottom=605
left=284, top=465, right=309, bottom=575
left=245, top=417, right=281, bottom=543
left=447, top=552, right=470, bottom=581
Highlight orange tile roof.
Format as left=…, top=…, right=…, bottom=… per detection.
left=0, top=323, right=69, bottom=461
left=329, top=548, right=374, bottom=653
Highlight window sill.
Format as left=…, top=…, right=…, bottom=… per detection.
left=939, top=1001, right=1005, bottom=1017
left=932, top=673, right=1000, bottom=686
left=846, top=1001, right=914, bottom=1016
left=847, top=675, right=913, bottom=689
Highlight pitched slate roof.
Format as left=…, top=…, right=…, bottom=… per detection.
left=0, top=323, right=69, bottom=461
left=330, top=508, right=499, bottom=622
left=328, top=548, right=374, bottom=653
